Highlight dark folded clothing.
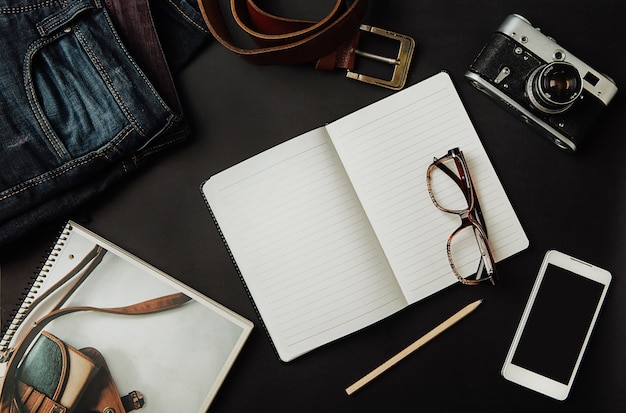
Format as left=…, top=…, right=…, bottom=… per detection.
left=0, top=0, right=210, bottom=245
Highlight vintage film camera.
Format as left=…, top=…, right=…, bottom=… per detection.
left=465, top=14, right=617, bottom=152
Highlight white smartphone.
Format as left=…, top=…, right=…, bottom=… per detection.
left=501, top=250, right=611, bottom=400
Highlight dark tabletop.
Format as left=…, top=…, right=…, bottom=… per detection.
left=2, top=1, right=625, bottom=412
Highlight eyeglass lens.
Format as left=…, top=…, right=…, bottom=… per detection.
left=449, top=225, right=493, bottom=283
left=428, top=156, right=471, bottom=212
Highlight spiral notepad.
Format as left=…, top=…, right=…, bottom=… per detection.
left=0, top=223, right=73, bottom=354
left=0, top=221, right=253, bottom=413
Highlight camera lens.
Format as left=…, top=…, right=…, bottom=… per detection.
left=526, top=62, right=583, bottom=114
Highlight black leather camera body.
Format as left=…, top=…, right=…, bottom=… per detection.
left=465, top=14, right=618, bottom=152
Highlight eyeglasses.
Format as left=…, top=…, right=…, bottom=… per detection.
left=426, top=147, right=497, bottom=285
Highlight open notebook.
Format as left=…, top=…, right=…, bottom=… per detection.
left=0, top=222, right=252, bottom=412
left=202, top=72, right=529, bottom=362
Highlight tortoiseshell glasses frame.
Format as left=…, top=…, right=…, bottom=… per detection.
left=426, top=147, right=498, bottom=285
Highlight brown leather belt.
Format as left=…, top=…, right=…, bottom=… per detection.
left=196, top=0, right=415, bottom=89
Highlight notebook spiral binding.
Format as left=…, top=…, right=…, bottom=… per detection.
left=0, top=222, right=73, bottom=354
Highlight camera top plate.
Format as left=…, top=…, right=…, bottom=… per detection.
left=498, top=14, right=617, bottom=105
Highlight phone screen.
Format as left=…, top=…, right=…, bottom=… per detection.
left=511, top=263, right=605, bottom=384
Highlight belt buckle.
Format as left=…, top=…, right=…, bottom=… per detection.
left=347, top=25, right=415, bottom=90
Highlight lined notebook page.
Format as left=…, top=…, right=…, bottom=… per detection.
left=327, top=72, right=529, bottom=303
left=203, top=128, right=407, bottom=361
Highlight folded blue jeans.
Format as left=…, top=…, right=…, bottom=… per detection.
left=0, top=0, right=209, bottom=245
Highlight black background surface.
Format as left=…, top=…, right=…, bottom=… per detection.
left=2, top=1, right=625, bottom=412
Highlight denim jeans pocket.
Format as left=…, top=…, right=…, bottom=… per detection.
left=1, top=3, right=180, bottom=190
left=0, top=2, right=185, bottom=240
left=26, top=5, right=165, bottom=165
left=28, top=22, right=130, bottom=162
